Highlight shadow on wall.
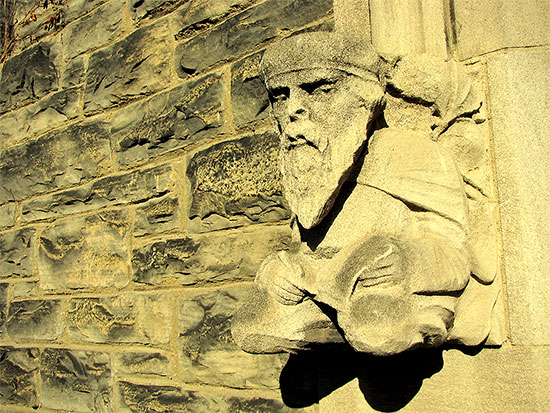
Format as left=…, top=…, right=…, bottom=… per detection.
left=279, top=345, right=480, bottom=411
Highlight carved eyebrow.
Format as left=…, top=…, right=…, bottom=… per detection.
left=268, top=86, right=289, bottom=101
left=300, top=78, right=339, bottom=94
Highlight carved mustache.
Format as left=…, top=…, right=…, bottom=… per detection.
left=282, top=122, right=326, bottom=151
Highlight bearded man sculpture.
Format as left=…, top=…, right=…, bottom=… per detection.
left=231, top=32, right=498, bottom=356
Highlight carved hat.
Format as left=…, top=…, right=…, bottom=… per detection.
left=261, top=32, right=381, bottom=82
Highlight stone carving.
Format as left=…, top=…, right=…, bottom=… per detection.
left=232, top=33, right=501, bottom=355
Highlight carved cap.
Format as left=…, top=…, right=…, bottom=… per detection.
left=261, top=32, right=382, bottom=82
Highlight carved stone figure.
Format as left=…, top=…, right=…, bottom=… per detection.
left=232, top=32, right=501, bottom=356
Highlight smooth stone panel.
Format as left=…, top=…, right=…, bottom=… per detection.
left=487, top=50, right=550, bottom=345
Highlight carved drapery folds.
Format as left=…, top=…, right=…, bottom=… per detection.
left=231, top=32, right=501, bottom=356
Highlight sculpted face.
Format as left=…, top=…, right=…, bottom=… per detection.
left=267, top=69, right=383, bottom=228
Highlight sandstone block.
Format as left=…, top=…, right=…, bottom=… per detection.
left=132, top=225, right=291, bottom=286
left=0, top=347, right=39, bottom=407
left=67, top=293, right=171, bottom=344
left=0, top=40, right=59, bottom=114
left=0, top=284, right=7, bottom=337
left=231, top=51, right=270, bottom=126
left=12, top=1, right=65, bottom=48
left=0, top=120, right=112, bottom=203
left=61, top=56, right=85, bottom=88
left=41, top=348, right=111, bottom=412
left=187, top=132, right=289, bottom=232
left=6, top=299, right=62, bottom=340
left=84, top=21, right=172, bottom=114
left=134, top=195, right=180, bottom=237
left=118, top=381, right=296, bottom=412
left=63, top=0, right=109, bottom=22
left=175, top=0, right=332, bottom=76
left=0, top=228, right=35, bottom=279
left=172, top=0, right=253, bottom=40
left=116, top=351, right=171, bottom=377
left=111, top=74, right=225, bottom=167
left=179, top=286, right=287, bottom=388
left=21, top=164, right=174, bottom=223
left=61, top=0, right=124, bottom=60
left=0, top=87, right=81, bottom=150
left=12, top=281, right=38, bottom=299
left=487, top=50, right=550, bottom=345
left=0, top=204, right=16, bottom=228
left=38, top=210, right=130, bottom=291
left=454, top=0, right=550, bottom=60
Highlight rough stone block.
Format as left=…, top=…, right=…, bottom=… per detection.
left=21, top=164, right=175, bottom=223
left=118, top=381, right=296, bottom=412
left=231, top=51, right=270, bottom=126
left=6, top=299, right=62, bottom=340
left=0, top=120, right=112, bottom=203
left=84, top=21, right=172, bottom=114
left=0, top=204, right=16, bottom=228
left=187, top=132, right=289, bottom=232
left=454, top=0, right=550, bottom=60
left=61, top=0, right=124, bottom=60
left=116, top=351, right=171, bottom=377
left=172, top=0, right=254, bottom=40
left=38, top=210, right=131, bottom=291
left=0, top=347, right=39, bottom=407
left=12, top=281, right=38, bottom=299
left=61, top=56, right=85, bottom=88
left=64, top=0, right=109, bottom=22
left=487, top=50, right=550, bottom=345
left=132, top=225, right=291, bottom=286
left=0, top=87, right=81, bottom=150
left=179, top=286, right=287, bottom=388
left=12, top=1, right=66, bottom=49
left=130, top=0, right=189, bottom=23
left=318, top=347, right=550, bottom=412
left=41, top=348, right=111, bottom=412
left=0, top=40, right=59, bottom=114
left=0, top=228, right=35, bottom=279
left=0, top=284, right=7, bottom=337
left=175, top=0, right=333, bottom=76
left=111, top=74, right=225, bottom=167
left=67, top=293, right=171, bottom=344
left=134, top=195, right=180, bottom=237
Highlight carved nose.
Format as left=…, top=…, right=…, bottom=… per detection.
left=288, top=93, right=307, bottom=122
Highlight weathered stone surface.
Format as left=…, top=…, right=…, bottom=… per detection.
left=116, top=351, right=171, bottom=377
left=12, top=281, right=38, bottom=299
left=175, top=0, right=333, bottom=76
left=84, top=21, right=172, bottom=114
left=64, top=0, right=110, bottom=22
left=130, top=0, right=189, bottom=23
left=0, top=204, right=16, bottom=228
left=134, top=195, right=180, bottom=237
left=0, top=347, right=39, bottom=407
left=61, top=0, right=123, bottom=60
left=0, top=284, right=7, bottom=337
left=179, top=286, right=286, bottom=388
left=187, top=132, right=289, bottom=232
left=0, top=87, right=81, bottom=150
left=0, top=40, right=59, bottom=114
left=319, top=347, right=550, bottom=412
left=0, top=120, right=112, bottom=203
left=62, top=56, right=85, bottom=88
left=172, top=0, right=254, bottom=40
left=118, top=381, right=296, bottom=413
left=67, top=293, right=170, bottom=344
left=454, top=0, right=550, bottom=60
left=12, top=1, right=65, bottom=49
left=41, top=348, right=111, bottom=412
left=231, top=51, right=270, bottom=126
left=111, top=74, right=225, bottom=167
left=6, top=299, right=62, bottom=340
left=487, top=50, right=550, bottom=345
left=133, top=225, right=291, bottom=286
left=38, top=210, right=130, bottom=291
left=0, top=228, right=35, bottom=279
left=21, top=164, right=174, bottom=223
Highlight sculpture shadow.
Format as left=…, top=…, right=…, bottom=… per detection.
left=280, top=345, right=444, bottom=412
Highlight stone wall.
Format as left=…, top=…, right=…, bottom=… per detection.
left=0, top=1, right=332, bottom=411
left=1, top=0, right=549, bottom=412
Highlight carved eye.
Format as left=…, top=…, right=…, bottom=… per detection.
left=302, top=79, right=337, bottom=96
left=269, top=87, right=289, bottom=103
